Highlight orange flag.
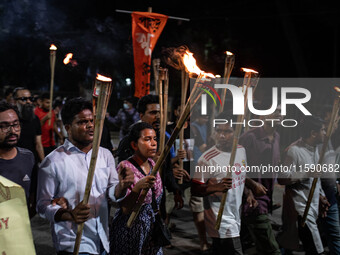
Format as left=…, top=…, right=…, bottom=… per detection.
left=132, top=12, right=168, bottom=98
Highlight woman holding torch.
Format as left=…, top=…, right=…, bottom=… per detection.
left=110, top=122, right=164, bottom=255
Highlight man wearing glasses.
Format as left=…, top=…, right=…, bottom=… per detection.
left=13, top=87, right=44, bottom=162
left=13, top=87, right=45, bottom=217
left=0, top=102, right=35, bottom=212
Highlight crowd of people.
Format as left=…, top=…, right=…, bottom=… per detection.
left=0, top=87, right=340, bottom=255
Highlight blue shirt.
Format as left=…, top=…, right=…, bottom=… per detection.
left=165, top=131, right=176, bottom=158
left=36, top=139, right=122, bottom=253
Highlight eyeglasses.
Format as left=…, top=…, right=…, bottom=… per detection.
left=15, top=96, right=35, bottom=102
left=0, top=122, right=21, bottom=133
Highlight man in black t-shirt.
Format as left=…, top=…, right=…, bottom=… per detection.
left=0, top=102, right=35, bottom=216
left=13, top=87, right=44, bottom=162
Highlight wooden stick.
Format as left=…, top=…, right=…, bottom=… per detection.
left=152, top=59, right=161, bottom=95
left=49, top=45, right=57, bottom=126
left=160, top=68, right=169, bottom=177
left=73, top=75, right=112, bottom=255
left=214, top=70, right=257, bottom=230
left=178, top=70, right=189, bottom=184
left=158, top=68, right=165, bottom=153
left=163, top=69, right=169, bottom=143
left=219, top=52, right=235, bottom=114
left=127, top=74, right=205, bottom=228
left=300, top=95, right=340, bottom=227
left=115, top=9, right=190, bottom=22
left=243, top=76, right=260, bottom=132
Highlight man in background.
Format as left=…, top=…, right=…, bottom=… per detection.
left=14, top=87, right=44, bottom=162
left=34, top=92, right=64, bottom=156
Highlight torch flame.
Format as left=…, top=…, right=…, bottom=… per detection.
left=49, top=44, right=57, bottom=51
left=241, top=67, right=258, bottom=74
left=334, top=86, right=340, bottom=93
left=63, top=53, right=73, bottom=65
left=96, top=74, right=112, bottom=82
left=182, top=51, right=215, bottom=78
left=226, top=51, right=233, bottom=56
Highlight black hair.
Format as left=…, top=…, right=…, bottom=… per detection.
left=172, top=98, right=181, bottom=111
left=124, top=97, right=135, bottom=104
left=300, top=115, right=325, bottom=139
left=128, top=122, right=155, bottom=144
left=61, top=97, right=93, bottom=125
left=12, top=87, right=27, bottom=98
left=0, top=101, right=19, bottom=117
left=5, top=87, right=15, bottom=97
left=215, top=111, right=233, bottom=121
left=53, top=97, right=63, bottom=109
left=214, top=111, right=236, bottom=129
left=170, top=98, right=182, bottom=122
left=40, top=92, right=50, bottom=101
left=136, top=94, right=159, bottom=114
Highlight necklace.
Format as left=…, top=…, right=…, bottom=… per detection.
left=0, top=185, right=11, bottom=201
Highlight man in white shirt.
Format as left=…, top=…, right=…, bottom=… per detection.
left=191, top=120, right=255, bottom=254
left=36, top=98, right=134, bottom=255
left=278, top=115, right=328, bottom=255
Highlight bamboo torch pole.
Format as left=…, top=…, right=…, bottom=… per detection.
left=219, top=51, right=235, bottom=113
left=215, top=68, right=259, bottom=230
left=300, top=86, right=340, bottom=227
left=153, top=59, right=161, bottom=95
left=244, top=75, right=260, bottom=132
left=49, top=44, right=57, bottom=126
left=127, top=73, right=208, bottom=228
left=158, top=68, right=165, bottom=153
left=160, top=68, right=169, bottom=177
left=163, top=68, right=169, bottom=147
left=178, top=70, right=189, bottom=184
left=73, top=74, right=112, bottom=255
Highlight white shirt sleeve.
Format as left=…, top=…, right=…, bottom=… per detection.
left=106, top=151, right=126, bottom=203
left=36, top=157, right=61, bottom=223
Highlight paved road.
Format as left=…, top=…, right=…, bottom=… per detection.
left=31, top=184, right=308, bottom=255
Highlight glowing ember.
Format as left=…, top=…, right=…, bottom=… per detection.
left=49, top=44, right=57, bottom=51
left=241, top=67, right=258, bottom=74
left=96, top=74, right=112, bottom=82
left=63, top=53, right=73, bottom=65
left=226, top=51, right=233, bottom=56
left=182, top=51, right=215, bottom=78
left=334, top=86, right=340, bottom=93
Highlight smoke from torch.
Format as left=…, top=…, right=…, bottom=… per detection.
left=163, top=45, right=215, bottom=78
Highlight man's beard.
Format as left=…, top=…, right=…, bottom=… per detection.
left=0, top=134, right=19, bottom=149
left=153, top=120, right=160, bottom=130
left=19, top=104, right=35, bottom=121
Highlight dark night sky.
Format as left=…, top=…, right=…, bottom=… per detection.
left=0, top=0, right=339, bottom=104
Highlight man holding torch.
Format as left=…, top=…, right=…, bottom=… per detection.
left=238, top=103, right=282, bottom=255
left=278, top=115, right=328, bottom=255
left=191, top=114, right=256, bottom=255
left=36, top=98, right=134, bottom=254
